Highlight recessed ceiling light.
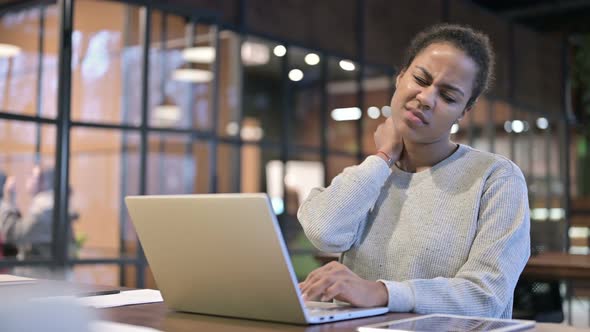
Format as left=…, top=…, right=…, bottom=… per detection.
left=367, top=106, right=380, bottom=119
left=512, top=120, right=524, bottom=133
left=172, top=69, right=213, bottom=82
left=339, top=60, right=355, bottom=71
left=536, top=117, right=548, bottom=130
left=182, top=46, right=215, bottom=63
left=331, top=107, right=361, bottom=121
left=241, top=42, right=269, bottom=66
left=288, top=69, right=304, bottom=82
left=304, top=53, right=320, bottom=66
left=0, top=43, right=21, bottom=58
left=273, top=45, right=286, bottom=57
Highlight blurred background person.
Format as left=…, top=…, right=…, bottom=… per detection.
left=0, top=171, right=17, bottom=261
left=0, top=166, right=78, bottom=263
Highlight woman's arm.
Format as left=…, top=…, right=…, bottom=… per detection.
left=297, top=156, right=391, bottom=253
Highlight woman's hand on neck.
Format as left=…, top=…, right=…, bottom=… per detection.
left=396, top=140, right=458, bottom=173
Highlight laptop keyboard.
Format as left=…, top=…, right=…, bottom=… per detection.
left=305, top=301, right=355, bottom=316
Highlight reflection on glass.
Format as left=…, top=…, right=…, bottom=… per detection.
left=70, top=1, right=140, bottom=124
left=242, top=37, right=282, bottom=143
left=217, top=144, right=240, bottom=193
left=288, top=46, right=322, bottom=147
left=147, top=134, right=208, bottom=195
left=492, top=100, right=512, bottom=159
left=69, top=128, right=140, bottom=261
left=217, top=30, right=241, bottom=138
left=327, top=58, right=359, bottom=153
left=510, top=109, right=530, bottom=176
left=459, top=97, right=492, bottom=150
left=327, top=154, right=358, bottom=184
left=0, top=121, right=56, bottom=273
left=0, top=5, right=58, bottom=117
left=363, top=67, right=393, bottom=154
left=266, top=158, right=323, bottom=216
left=149, top=13, right=215, bottom=130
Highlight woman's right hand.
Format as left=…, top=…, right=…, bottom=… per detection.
left=373, top=117, right=403, bottom=164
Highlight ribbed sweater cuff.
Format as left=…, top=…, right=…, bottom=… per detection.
left=378, top=280, right=415, bottom=312
left=362, top=155, right=392, bottom=180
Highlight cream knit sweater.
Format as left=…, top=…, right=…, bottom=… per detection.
left=298, top=144, right=530, bottom=318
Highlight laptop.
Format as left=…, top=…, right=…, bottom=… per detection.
left=125, top=193, right=389, bottom=324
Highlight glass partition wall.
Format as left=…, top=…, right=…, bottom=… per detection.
left=0, top=0, right=571, bottom=287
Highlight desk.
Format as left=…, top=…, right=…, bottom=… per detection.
left=521, top=252, right=590, bottom=325
left=100, top=301, right=586, bottom=332
left=0, top=280, right=585, bottom=331
left=522, top=252, right=590, bottom=281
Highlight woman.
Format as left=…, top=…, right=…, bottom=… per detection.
left=297, top=24, right=530, bottom=319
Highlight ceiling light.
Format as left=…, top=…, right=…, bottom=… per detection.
left=172, top=69, right=213, bottom=83
left=288, top=69, right=303, bottom=82
left=381, top=106, right=391, bottom=117
left=273, top=45, right=286, bottom=57
left=331, top=107, right=361, bottom=121
left=226, top=122, right=239, bottom=136
left=451, top=123, right=459, bottom=134
left=339, top=60, right=355, bottom=71
left=367, top=106, right=380, bottom=119
left=241, top=41, right=269, bottom=66
left=512, top=120, right=524, bottom=133
left=504, top=121, right=512, bottom=133
left=536, top=117, right=549, bottom=130
left=304, top=53, right=320, bottom=66
left=241, top=126, right=264, bottom=141
left=182, top=46, right=215, bottom=63
left=153, top=104, right=181, bottom=126
left=0, top=43, right=21, bottom=58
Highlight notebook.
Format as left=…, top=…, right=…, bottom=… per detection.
left=125, top=193, right=388, bottom=324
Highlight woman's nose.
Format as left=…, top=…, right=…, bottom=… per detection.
left=416, top=87, right=435, bottom=110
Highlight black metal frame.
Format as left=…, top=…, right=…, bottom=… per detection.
left=0, top=0, right=571, bottom=293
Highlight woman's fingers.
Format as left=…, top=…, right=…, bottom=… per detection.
left=321, top=280, right=345, bottom=302
left=300, top=262, right=349, bottom=301
left=303, top=276, right=333, bottom=301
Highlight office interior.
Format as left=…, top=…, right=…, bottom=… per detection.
left=0, top=0, right=588, bottom=328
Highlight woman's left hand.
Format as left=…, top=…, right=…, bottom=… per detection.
left=299, top=261, right=388, bottom=307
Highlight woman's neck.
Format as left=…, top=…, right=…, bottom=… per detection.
left=397, top=140, right=458, bottom=173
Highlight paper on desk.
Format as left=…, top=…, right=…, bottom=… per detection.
left=89, top=320, right=162, bottom=332
left=0, top=274, right=36, bottom=285
left=78, top=289, right=163, bottom=309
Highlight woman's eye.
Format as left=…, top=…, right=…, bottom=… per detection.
left=441, top=94, right=456, bottom=103
left=413, top=76, right=428, bottom=86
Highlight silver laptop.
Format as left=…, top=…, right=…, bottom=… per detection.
left=125, top=193, right=388, bottom=324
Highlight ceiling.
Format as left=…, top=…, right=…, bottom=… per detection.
left=471, top=0, right=590, bottom=35
left=1, top=0, right=588, bottom=36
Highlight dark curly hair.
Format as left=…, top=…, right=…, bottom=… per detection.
left=402, top=24, right=495, bottom=109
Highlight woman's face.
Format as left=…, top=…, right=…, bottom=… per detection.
left=390, top=42, right=478, bottom=144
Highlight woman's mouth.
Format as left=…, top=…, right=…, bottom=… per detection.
left=404, top=109, right=428, bottom=126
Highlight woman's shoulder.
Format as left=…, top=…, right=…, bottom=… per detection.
left=459, top=144, right=525, bottom=181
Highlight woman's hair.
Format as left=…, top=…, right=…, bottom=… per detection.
left=402, top=23, right=495, bottom=109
